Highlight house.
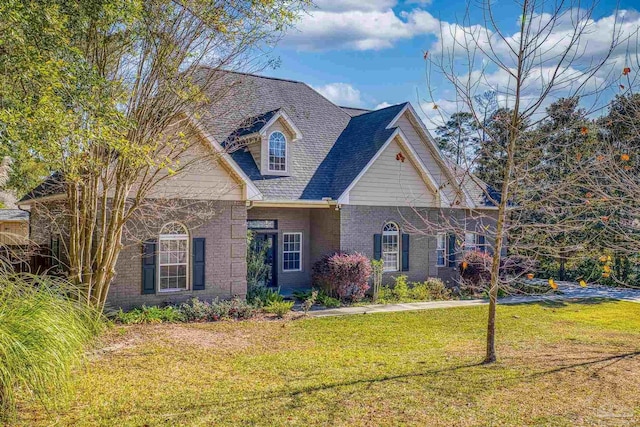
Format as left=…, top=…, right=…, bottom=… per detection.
left=0, top=157, right=29, bottom=247
left=0, top=210, right=29, bottom=246
left=19, top=71, right=497, bottom=309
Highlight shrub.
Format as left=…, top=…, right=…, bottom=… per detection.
left=409, top=281, right=431, bottom=300
left=460, top=250, right=493, bottom=292
left=422, top=278, right=451, bottom=300
left=115, top=305, right=184, bottom=324
left=377, top=277, right=452, bottom=303
left=178, top=298, right=215, bottom=322
left=312, top=252, right=372, bottom=302
left=0, top=273, right=102, bottom=420
left=249, top=286, right=283, bottom=308
left=264, top=300, right=294, bottom=318
left=302, top=290, right=318, bottom=315
left=501, top=255, right=538, bottom=277
left=392, top=275, right=410, bottom=300
left=317, top=292, right=341, bottom=308
left=292, top=289, right=312, bottom=301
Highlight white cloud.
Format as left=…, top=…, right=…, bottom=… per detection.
left=313, top=82, right=363, bottom=106
left=285, top=9, right=420, bottom=51
left=375, top=102, right=393, bottom=109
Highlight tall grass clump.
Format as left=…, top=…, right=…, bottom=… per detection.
left=0, top=272, right=102, bottom=420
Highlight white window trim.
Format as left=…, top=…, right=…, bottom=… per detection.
left=382, top=222, right=400, bottom=272
left=158, top=224, right=190, bottom=293
left=267, top=131, right=288, bottom=173
left=463, top=232, right=474, bottom=253
left=464, top=232, right=487, bottom=253
left=282, top=232, right=302, bottom=272
left=436, top=233, right=446, bottom=267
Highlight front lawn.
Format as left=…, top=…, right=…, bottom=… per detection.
left=18, top=300, right=640, bottom=426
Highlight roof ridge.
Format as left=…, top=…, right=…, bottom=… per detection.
left=339, top=106, right=371, bottom=111
left=197, top=66, right=308, bottom=85
left=351, top=102, right=408, bottom=118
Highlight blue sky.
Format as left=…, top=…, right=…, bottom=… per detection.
left=258, top=0, right=640, bottom=127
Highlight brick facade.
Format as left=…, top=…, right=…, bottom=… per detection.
left=28, top=198, right=495, bottom=305
left=109, top=200, right=247, bottom=310
left=30, top=200, right=247, bottom=310
left=339, top=205, right=469, bottom=286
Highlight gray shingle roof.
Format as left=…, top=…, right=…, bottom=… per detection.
left=20, top=71, right=490, bottom=207
left=0, top=209, right=29, bottom=221
left=200, top=71, right=353, bottom=200
left=340, top=106, right=371, bottom=117
left=302, top=103, right=407, bottom=200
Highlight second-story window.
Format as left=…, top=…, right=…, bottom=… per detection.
left=268, top=131, right=286, bottom=172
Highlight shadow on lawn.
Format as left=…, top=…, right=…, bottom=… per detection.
left=507, top=297, right=615, bottom=308
left=526, top=349, right=640, bottom=379
left=150, top=349, right=640, bottom=422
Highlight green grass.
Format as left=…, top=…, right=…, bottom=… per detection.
left=17, top=300, right=640, bottom=426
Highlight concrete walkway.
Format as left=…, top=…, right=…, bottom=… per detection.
left=309, top=282, right=640, bottom=318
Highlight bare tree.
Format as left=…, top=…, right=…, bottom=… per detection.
left=0, top=0, right=307, bottom=311
left=416, top=0, right=623, bottom=363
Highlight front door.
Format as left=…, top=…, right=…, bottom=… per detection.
left=253, top=233, right=278, bottom=287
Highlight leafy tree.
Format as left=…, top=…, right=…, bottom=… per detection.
left=435, top=112, right=479, bottom=165
left=0, top=0, right=307, bottom=311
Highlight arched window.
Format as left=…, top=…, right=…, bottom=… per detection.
left=158, top=222, right=189, bottom=291
left=268, top=131, right=286, bottom=171
left=382, top=222, right=400, bottom=272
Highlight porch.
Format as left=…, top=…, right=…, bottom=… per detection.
left=247, top=206, right=340, bottom=291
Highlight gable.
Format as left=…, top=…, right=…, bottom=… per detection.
left=257, top=117, right=296, bottom=175
left=348, top=137, right=437, bottom=207
left=391, top=110, right=470, bottom=207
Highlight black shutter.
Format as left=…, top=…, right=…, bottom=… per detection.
left=447, top=234, right=456, bottom=267
left=401, top=234, right=410, bottom=271
left=373, top=234, right=382, bottom=260
left=141, top=240, right=157, bottom=294
left=192, top=237, right=206, bottom=291
left=478, top=235, right=486, bottom=252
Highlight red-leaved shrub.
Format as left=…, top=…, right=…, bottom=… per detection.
left=312, top=252, right=372, bottom=302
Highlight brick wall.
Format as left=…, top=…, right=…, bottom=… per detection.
left=30, top=200, right=247, bottom=310
left=108, top=200, right=247, bottom=310
left=309, top=208, right=341, bottom=262
left=339, top=205, right=464, bottom=286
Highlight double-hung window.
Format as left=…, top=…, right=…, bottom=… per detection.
left=283, top=232, right=302, bottom=271
left=158, top=222, right=189, bottom=291
left=436, top=233, right=446, bottom=266
left=382, top=222, right=400, bottom=272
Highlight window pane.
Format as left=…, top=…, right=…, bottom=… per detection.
left=177, top=277, right=187, bottom=289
